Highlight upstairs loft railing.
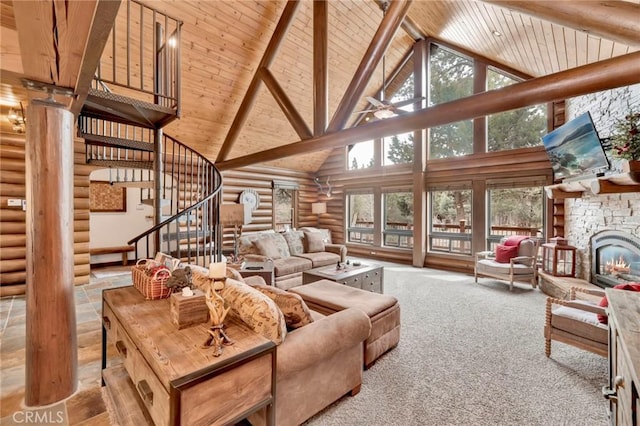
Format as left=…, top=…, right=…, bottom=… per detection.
left=94, top=0, right=182, bottom=112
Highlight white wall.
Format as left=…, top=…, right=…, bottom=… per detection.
left=89, top=169, right=154, bottom=264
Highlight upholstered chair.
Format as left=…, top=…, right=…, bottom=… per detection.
left=474, top=236, right=539, bottom=291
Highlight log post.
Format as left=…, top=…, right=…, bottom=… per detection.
left=24, top=99, right=77, bottom=406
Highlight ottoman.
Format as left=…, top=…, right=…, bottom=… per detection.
left=289, top=279, right=400, bottom=368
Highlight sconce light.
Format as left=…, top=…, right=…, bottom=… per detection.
left=314, top=177, right=332, bottom=198
left=311, top=202, right=327, bottom=215
left=7, top=102, right=26, bottom=133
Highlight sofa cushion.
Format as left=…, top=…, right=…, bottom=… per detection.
left=304, top=232, right=325, bottom=253
left=299, top=227, right=332, bottom=244
left=253, top=284, right=314, bottom=330
left=495, top=244, right=518, bottom=263
left=551, top=304, right=608, bottom=344
left=295, top=251, right=340, bottom=268
left=237, top=230, right=276, bottom=257
left=254, top=238, right=283, bottom=259
left=190, top=266, right=286, bottom=344
left=282, top=230, right=305, bottom=256
left=273, top=257, right=312, bottom=277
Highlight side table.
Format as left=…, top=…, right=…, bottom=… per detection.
left=238, top=261, right=275, bottom=286
left=102, top=286, right=276, bottom=425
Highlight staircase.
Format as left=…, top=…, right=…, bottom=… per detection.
left=79, top=0, right=223, bottom=267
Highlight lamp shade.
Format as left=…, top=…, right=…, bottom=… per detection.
left=219, top=204, right=247, bottom=226
left=311, top=202, right=327, bottom=214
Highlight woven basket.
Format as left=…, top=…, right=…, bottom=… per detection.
left=132, top=259, right=173, bottom=300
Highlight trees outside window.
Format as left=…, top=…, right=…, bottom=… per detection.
left=429, top=45, right=474, bottom=159
left=488, top=185, right=544, bottom=250
left=347, top=193, right=374, bottom=244
left=384, top=132, right=414, bottom=165
left=487, top=69, right=547, bottom=151
left=347, top=140, right=374, bottom=170
left=383, top=191, right=413, bottom=248
left=429, top=189, right=472, bottom=254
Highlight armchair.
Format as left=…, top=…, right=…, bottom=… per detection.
left=474, top=237, right=539, bottom=291
left=544, top=287, right=608, bottom=357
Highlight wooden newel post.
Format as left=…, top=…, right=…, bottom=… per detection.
left=25, top=99, right=77, bottom=406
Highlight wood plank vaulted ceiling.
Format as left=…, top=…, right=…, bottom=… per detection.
left=1, top=0, right=639, bottom=172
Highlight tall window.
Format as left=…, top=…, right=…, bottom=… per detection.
left=383, top=191, right=413, bottom=248
left=347, top=192, right=374, bottom=244
left=487, top=69, right=547, bottom=151
left=347, top=140, right=374, bottom=170
left=429, top=45, right=474, bottom=159
left=429, top=187, right=472, bottom=254
left=383, top=132, right=414, bottom=165
left=429, top=120, right=473, bottom=158
left=487, top=178, right=545, bottom=250
left=273, top=181, right=298, bottom=231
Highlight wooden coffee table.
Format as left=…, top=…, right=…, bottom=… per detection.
left=303, top=263, right=384, bottom=293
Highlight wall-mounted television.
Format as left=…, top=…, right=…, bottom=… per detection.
left=541, top=112, right=610, bottom=181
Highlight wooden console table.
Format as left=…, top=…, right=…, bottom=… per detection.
left=102, top=286, right=276, bottom=425
left=604, top=290, right=640, bottom=426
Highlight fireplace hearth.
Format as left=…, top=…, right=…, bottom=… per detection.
left=591, top=230, right=640, bottom=287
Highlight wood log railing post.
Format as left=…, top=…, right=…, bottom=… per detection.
left=25, top=99, right=77, bottom=406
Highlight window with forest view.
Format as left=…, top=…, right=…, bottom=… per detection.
left=383, top=191, right=413, bottom=248
left=487, top=69, right=547, bottom=151
left=429, top=189, right=472, bottom=254
left=487, top=185, right=544, bottom=250
left=429, top=45, right=474, bottom=159
left=347, top=140, right=374, bottom=170
left=383, top=132, right=414, bottom=165
left=347, top=192, right=374, bottom=245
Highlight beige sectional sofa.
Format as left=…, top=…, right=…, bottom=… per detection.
left=238, top=227, right=347, bottom=290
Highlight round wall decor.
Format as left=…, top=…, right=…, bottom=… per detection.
left=239, top=189, right=260, bottom=211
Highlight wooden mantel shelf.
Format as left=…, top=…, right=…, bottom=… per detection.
left=545, top=161, right=640, bottom=199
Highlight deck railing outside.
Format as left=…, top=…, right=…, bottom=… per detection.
left=348, top=220, right=540, bottom=255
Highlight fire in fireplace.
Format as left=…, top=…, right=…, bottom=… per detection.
left=591, top=230, right=640, bottom=288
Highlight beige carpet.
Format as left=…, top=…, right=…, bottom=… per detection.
left=304, top=264, right=608, bottom=426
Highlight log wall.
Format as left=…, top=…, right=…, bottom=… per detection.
left=221, top=166, right=318, bottom=237
left=0, top=133, right=92, bottom=297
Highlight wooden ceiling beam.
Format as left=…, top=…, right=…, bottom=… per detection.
left=327, top=0, right=413, bottom=132
left=13, top=0, right=120, bottom=110
left=313, top=0, right=329, bottom=136
left=216, top=51, right=640, bottom=171
left=483, top=1, right=640, bottom=46
left=259, top=68, right=312, bottom=140
left=216, top=0, right=302, bottom=163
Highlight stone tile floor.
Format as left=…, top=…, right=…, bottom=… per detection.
left=0, top=266, right=132, bottom=425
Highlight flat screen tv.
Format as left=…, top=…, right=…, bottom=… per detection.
left=541, top=112, right=610, bottom=181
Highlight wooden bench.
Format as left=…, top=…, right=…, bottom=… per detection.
left=90, top=246, right=135, bottom=266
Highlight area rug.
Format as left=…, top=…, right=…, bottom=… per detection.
left=305, top=265, right=608, bottom=426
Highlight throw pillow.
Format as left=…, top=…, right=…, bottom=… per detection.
left=495, top=244, right=519, bottom=263
left=219, top=278, right=287, bottom=344
left=597, top=282, right=640, bottom=324
left=253, top=238, right=282, bottom=259
left=304, top=232, right=325, bottom=253
left=282, top=230, right=304, bottom=255
left=253, top=285, right=314, bottom=330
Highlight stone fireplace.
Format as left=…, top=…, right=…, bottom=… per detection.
left=590, top=230, right=640, bottom=287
